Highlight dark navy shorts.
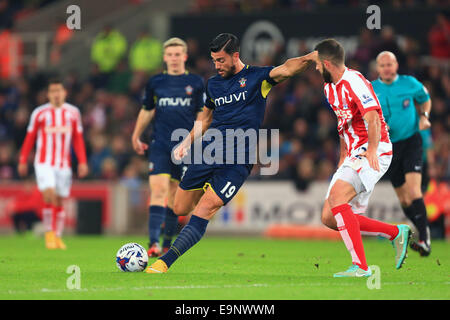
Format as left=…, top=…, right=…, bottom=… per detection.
left=148, top=140, right=187, bottom=182
left=179, top=163, right=252, bottom=205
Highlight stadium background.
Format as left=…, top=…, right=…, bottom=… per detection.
left=0, top=0, right=448, bottom=239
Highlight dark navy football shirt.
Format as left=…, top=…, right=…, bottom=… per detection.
left=142, top=71, right=205, bottom=151
left=203, top=65, right=277, bottom=163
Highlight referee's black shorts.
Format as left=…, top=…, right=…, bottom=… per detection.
left=386, top=132, right=423, bottom=188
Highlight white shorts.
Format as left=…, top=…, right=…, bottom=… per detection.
left=34, top=165, right=72, bottom=197
left=325, top=142, right=392, bottom=214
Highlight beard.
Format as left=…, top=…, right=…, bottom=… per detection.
left=322, top=67, right=333, bottom=83
left=219, top=64, right=236, bottom=78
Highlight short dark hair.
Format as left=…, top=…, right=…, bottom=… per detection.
left=209, top=33, right=240, bottom=54
left=314, top=39, right=345, bottom=66
left=47, top=78, right=64, bottom=88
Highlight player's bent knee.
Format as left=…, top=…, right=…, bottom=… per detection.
left=327, top=193, right=344, bottom=209
left=321, top=204, right=338, bottom=231
left=173, top=202, right=191, bottom=216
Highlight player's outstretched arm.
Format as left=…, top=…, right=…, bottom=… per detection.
left=269, top=51, right=318, bottom=83
left=131, top=108, right=155, bottom=155
left=173, top=107, right=213, bottom=160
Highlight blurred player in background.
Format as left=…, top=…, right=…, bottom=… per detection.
left=146, top=33, right=317, bottom=274
left=18, top=79, right=88, bottom=250
left=131, top=38, right=205, bottom=257
left=315, top=40, right=411, bottom=278
left=372, top=51, right=432, bottom=256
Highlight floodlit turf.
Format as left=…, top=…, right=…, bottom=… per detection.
left=0, top=234, right=448, bottom=300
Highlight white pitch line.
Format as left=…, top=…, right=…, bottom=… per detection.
left=2, top=281, right=448, bottom=295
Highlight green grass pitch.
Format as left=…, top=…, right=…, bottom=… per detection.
left=0, top=234, right=448, bottom=300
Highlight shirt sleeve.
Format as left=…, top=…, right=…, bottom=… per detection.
left=204, top=79, right=216, bottom=110
left=345, top=74, right=380, bottom=116
left=259, top=66, right=278, bottom=86
left=259, top=66, right=277, bottom=99
left=195, top=77, right=206, bottom=113
left=19, top=108, right=40, bottom=164
left=72, top=108, right=87, bottom=164
left=141, top=78, right=156, bottom=110
left=409, top=76, right=430, bottom=104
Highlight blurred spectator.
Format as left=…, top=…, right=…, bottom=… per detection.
left=50, top=18, right=74, bottom=65
left=0, top=0, right=13, bottom=29
left=88, top=133, right=111, bottom=177
left=352, top=28, right=376, bottom=68
left=0, top=27, right=23, bottom=79
left=5, top=182, right=44, bottom=233
left=293, top=156, right=315, bottom=191
left=0, top=142, right=16, bottom=179
left=129, top=29, right=163, bottom=74
left=374, top=26, right=406, bottom=68
left=90, top=25, right=127, bottom=74
left=106, top=59, right=132, bottom=94
left=100, top=157, right=119, bottom=180
left=110, top=134, right=132, bottom=173
left=428, top=13, right=450, bottom=59
left=120, top=164, right=142, bottom=207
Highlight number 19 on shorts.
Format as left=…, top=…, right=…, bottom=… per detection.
left=220, top=181, right=236, bottom=199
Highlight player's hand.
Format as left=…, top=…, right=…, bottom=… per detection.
left=18, top=163, right=28, bottom=177
left=419, top=115, right=431, bottom=131
left=132, top=137, right=148, bottom=155
left=173, top=139, right=191, bottom=161
left=78, top=163, right=89, bottom=178
left=359, top=148, right=380, bottom=172
left=309, top=50, right=319, bottom=63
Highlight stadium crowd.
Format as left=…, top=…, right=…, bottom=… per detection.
left=0, top=2, right=448, bottom=196
left=187, top=0, right=449, bottom=12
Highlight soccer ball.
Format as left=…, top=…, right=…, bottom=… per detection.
left=116, top=243, right=148, bottom=272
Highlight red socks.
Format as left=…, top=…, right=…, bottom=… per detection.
left=43, top=204, right=65, bottom=237
left=331, top=204, right=368, bottom=271
left=53, top=206, right=65, bottom=237
left=356, top=215, right=399, bottom=241
left=42, top=204, right=53, bottom=232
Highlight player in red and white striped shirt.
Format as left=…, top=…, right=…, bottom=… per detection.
left=312, top=39, right=411, bottom=277
left=18, top=79, right=88, bottom=249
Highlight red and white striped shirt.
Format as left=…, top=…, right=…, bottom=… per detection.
left=19, top=103, right=87, bottom=168
left=324, top=67, right=390, bottom=155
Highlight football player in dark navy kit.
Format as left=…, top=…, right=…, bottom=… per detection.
left=131, top=38, right=205, bottom=258
left=146, top=33, right=317, bottom=273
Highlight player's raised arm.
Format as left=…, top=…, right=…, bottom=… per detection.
left=269, top=51, right=318, bottom=83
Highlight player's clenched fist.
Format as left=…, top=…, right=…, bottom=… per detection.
left=78, top=163, right=89, bottom=178
left=173, top=139, right=191, bottom=161
left=132, top=137, right=148, bottom=155
left=18, top=163, right=28, bottom=177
